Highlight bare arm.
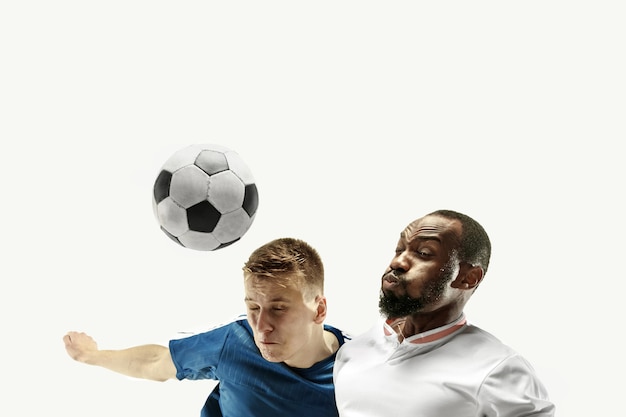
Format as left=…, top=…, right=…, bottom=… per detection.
left=63, top=331, right=177, bottom=382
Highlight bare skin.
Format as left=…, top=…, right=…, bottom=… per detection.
left=63, top=332, right=177, bottom=381
left=244, top=275, right=338, bottom=368
left=380, top=214, right=484, bottom=340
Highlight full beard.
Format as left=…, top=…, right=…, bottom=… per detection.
left=378, top=291, right=425, bottom=318
left=378, top=268, right=453, bottom=319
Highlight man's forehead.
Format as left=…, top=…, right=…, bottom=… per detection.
left=245, top=286, right=301, bottom=303
left=244, top=275, right=302, bottom=298
left=402, top=215, right=461, bottom=241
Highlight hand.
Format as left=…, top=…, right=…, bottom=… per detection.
left=63, top=331, right=98, bottom=363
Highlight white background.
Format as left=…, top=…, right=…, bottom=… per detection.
left=1, top=1, right=624, bottom=416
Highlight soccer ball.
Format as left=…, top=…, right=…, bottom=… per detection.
left=152, top=144, right=259, bottom=251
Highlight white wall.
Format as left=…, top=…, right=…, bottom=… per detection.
left=2, top=2, right=624, bottom=416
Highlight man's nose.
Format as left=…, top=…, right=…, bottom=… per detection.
left=389, top=251, right=410, bottom=272
left=256, top=309, right=273, bottom=332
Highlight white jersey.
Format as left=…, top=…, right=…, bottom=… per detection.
left=334, top=315, right=555, bottom=417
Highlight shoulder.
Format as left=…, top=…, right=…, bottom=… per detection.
left=456, top=324, right=549, bottom=387
left=323, top=323, right=352, bottom=346
left=334, top=322, right=382, bottom=357
left=170, top=314, right=251, bottom=343
left=459, top=324, right=518, bottom=357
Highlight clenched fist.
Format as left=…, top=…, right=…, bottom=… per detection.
left=63, top=331, right=98, bottom=364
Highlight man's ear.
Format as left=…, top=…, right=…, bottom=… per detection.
left=451, top=263, right=484, bottom=290
left=313, top=296, right=327, bottom=324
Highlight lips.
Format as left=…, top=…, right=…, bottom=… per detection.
left=382, top=272, right=401, bottom=290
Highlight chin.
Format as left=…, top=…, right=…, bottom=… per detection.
left=259, top=348, right=284, bottom=363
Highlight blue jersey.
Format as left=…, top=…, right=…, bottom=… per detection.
left=169, top=315, right=349, bottom=417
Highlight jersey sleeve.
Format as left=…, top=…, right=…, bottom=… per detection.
left=477, top=354, right=556, bottom=417
left=168, top=322, right=233, bottom=381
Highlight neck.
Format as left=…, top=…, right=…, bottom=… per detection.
left=400, top=306, right=465, bottom=339
left=285, top=326, right=338, bottom=368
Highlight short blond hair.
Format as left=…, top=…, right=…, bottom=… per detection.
left=243, top=238, right=324, bottom=300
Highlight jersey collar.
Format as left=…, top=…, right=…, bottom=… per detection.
left=383, top=314, right=467, bottom=344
